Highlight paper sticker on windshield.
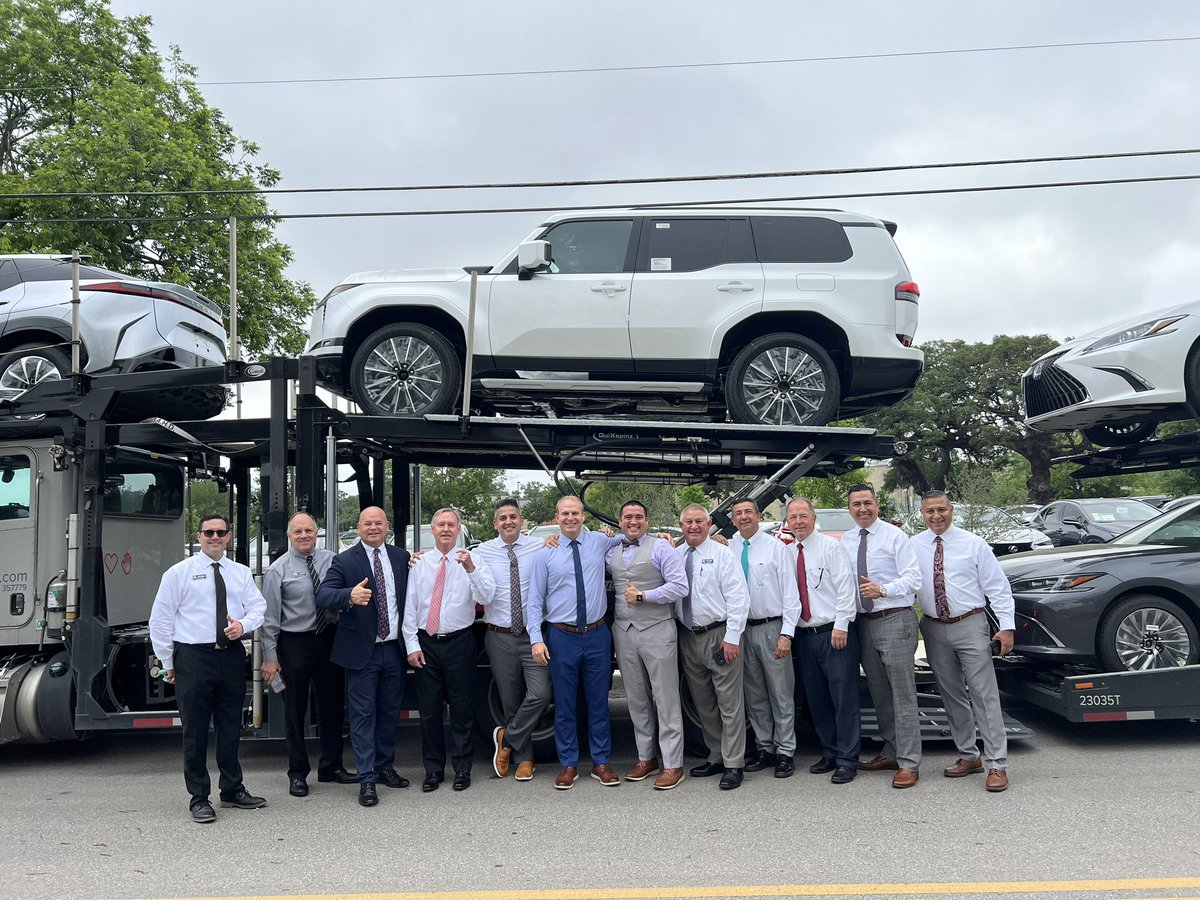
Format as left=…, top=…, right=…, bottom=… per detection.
left=651, top=258, right=672, bottom=271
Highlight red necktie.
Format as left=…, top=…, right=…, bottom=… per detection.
left=795, top=544, right=811, bottom=623
left=933, top=536, right=950, bottom=619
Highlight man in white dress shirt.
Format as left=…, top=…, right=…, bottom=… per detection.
left=676, top=503, right=751, bottom=791
left=785, top=498, right=861, bottom=785
left=403, top=508, right=495, bottom=793
left=841, top=483, right=924, bottom=788
left=911, top=491, right=1014, bottom=793
left=474, top=498, right=552, bottom=783
left=149, top=513, right=267, bottom=823
left=729, top=499, right=800, bottom=779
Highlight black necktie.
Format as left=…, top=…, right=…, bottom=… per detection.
left=307, top=554, right=329, bottom=633
left=212, top=562, right=229, bottom=648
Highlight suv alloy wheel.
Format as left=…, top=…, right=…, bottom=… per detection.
left=725, top=333, right=841, bottom=426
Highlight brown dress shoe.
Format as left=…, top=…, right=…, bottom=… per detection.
left=892, top=767, right=919, bottom=789
left=944, top=757, right=984, bottom=778
left=514, top=761, right=535, bottom=782
left=625, top=758, right=661, bottom=782
left=554, top=766, right=579, bottom=790
left=591, top=764, right=620, bottom=786
left=860, top=755, right=900, bottom=771
left=492, top=727, right=511, bottom=778
left=653, top=768, right=684, bottom=790
left=986, top=768, right=1009, bottom=792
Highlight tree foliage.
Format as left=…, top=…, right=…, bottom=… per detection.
left=0, top=0, right=314, bottom=354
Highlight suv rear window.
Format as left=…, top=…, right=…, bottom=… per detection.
left=751, top=217, right=853, bottom=263
left=14, top=258, right=126, bottom=281
left=642, top=218, right=754, bottom=272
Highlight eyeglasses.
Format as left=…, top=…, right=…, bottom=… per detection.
left=200, top=529, right=229, bottom=538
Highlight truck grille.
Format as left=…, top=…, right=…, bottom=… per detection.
left=1023, top=352, right=1088, bottom=418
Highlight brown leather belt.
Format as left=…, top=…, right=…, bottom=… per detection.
left=746, top=615, right=783, bottom=627
left=922, top=607, right=984, bottom=625
left=551, top=620, right=604, bottom=634
left=486, top=624, right=516, bottom=634
left=862, top=606, right=911, bottom=620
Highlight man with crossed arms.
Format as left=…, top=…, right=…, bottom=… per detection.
left=911, top=491, right=1014, bottom=793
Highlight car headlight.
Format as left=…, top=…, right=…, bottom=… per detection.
left=1030, top=534, right=1053, bottom=549
left=1008, top=573, right=1102, bottom=592
left=1083, top=316, right=1185, bottom=352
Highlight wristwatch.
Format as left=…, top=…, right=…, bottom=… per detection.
left=879, top=585, right=888, bottom=599
left=636, top=592, right=645, bottom=603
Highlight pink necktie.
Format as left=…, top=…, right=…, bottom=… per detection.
left=426, top=555, right=448, bottom=634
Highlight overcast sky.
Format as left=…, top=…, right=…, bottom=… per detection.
left=106, top=1, right=1200, bottom=351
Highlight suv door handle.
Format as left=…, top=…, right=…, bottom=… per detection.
left=590, top=282, right=627, bottom=294
left=716, top=282, right=754, bottom=292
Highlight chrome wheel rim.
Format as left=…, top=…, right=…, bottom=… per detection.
left=360, top=335, right=443, bottom=415
left=741, top=344, right=828, bottom=425
left=1114, top=607, right=1193, bottom=670
left=0, top=354, right=64, bottom=402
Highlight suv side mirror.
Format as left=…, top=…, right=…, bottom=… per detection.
left=517, top=240, right=551, bottom=279
left=1063, top=515, right=1086, bottom=527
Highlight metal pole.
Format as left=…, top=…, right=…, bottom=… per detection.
left=460, top=267, right=484, bottom=418
left=70, top=250, right=82, bottom=375
left=229, top=216, right=242, bottom=420
left=325, top=432, right=339, bottom=552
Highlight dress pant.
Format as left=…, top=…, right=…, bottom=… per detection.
left=545, top=623, right=612, bottom=767
left=174, top=641, right=247, bottom=802
left=345, top=640, right=406, bottom=784
left=485, top=629, right=551, bottom=765
left=613, top=618, right=684, bottom=768
left=416, top=628, right=477, bottom=776
left=680, top=626, right=746, bottom=768
left=277, top=627, right=346, bottom=779
left=922, top=613, right=1008, bottom=769
left=858, top=608, right=922, bottom=769
left=793, top=625, right=861, bottom=769
left=742, top=619, right=797, bottom=757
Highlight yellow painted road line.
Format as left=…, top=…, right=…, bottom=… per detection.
left=169, top=876, right=1200, bottom=900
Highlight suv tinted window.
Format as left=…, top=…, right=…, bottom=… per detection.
left=102, top=460, right=183, bottom=518
left=13, top=258, right=125, bottom=281
left=543, top=219, right=634, bottom=274
left=0, top=260, right=18, bottom=293
left=751, top=216, right=853, bottom=263
left=643, top=218, right=754, bottom=273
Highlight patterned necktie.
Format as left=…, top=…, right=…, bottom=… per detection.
left=212, top=562, right=229, bottom=648
left=307, top=554, right=329, bottom=634
left=506, top=543, right=524, bottom=634
left=681, top=547, right=696, bottom=629
left=570, top=540, right=587, bottom=628
left=796, top=544, right=811, bottom=623
left=857, top=528, right=874, bottom=612
left=741, top=538, right=750, bottom=581
left=372, top=547, right=390, bottom=640
left=426, top=555, right=448, bottom=634
left=933, top=536, right=951, bottom=619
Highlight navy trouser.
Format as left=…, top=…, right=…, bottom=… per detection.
left=345, top=640, right=405, bottom=783
left=793, top=625, right=862, bottom=770
left=546, top=623, right=612, bottom=767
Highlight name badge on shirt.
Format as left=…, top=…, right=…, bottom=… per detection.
left=192, top=573, right=208, bottom=581
left=702, top=558, right=715, bottom=564
left=291, top=571, right=305, bottom=578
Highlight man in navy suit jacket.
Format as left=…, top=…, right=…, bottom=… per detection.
left=316, top=506, right=411, bottom=807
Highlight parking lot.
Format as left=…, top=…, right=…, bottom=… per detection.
left=1, top=695, right=1198, bottom=900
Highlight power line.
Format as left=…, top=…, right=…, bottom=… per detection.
left=0, top=147, right=1196, bottom=201
left=4, top=172, right=1197, bottom=225
left=187, top=36, right=1200, bottom=87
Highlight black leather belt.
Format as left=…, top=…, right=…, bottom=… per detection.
left=746, top=615, right=783, bottom=627
left=796, top=621, right=835, bottom=636
left=687, top=620, right=726, bottom=634
left=922, top=607, right=984, bottom=625
left=551, top=620, right=604, bottom=634
left=418, top=627, right=471, bottom=640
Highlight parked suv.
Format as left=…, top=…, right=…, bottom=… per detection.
left=1029, top=498, right=1160, bottom=546
left=0, top=255, right=229, bottom=417
left=307, top=207, right=923, bottom=426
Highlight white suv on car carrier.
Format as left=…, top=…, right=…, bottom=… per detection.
left=306, top=207, right=922, bottom=426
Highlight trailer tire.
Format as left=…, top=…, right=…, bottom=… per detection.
left=1081, top=420, right=1157, bottom=447
left=1098, top=594, right=1200, bottom=672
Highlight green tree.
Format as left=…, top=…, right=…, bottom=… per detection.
left=416, top=466, right=507, bottom=540
left=0, top=0, right=314, bottom=354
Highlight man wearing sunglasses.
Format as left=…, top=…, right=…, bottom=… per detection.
left=150, top=513, right=268, bottom=824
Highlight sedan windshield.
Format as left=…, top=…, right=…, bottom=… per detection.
left=1114, top=503, right=1200, bottom=547
left=1082, top=501, right=1159, bottom=524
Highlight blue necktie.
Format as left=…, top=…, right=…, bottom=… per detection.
left=570, top=540, right=587, bottom=628
left=740, top=539, right=750, bottom=581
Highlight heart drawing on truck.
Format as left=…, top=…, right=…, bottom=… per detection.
left=104, top=553, right=118, bottom=574
left=121, top=554, right=133, bottom=575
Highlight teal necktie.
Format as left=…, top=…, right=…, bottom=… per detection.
left=741, top=538, right=750, bottom=581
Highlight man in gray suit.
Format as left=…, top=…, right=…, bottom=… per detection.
left=911, top=491, right=1014, bottom=793
left=606, top=500, right=689, bottom=790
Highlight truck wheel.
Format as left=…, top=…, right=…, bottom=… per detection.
left=350, top=323, right=461, bottom=417
left=1081, top=420, right=1156, bottom=446
left=0, top=343, right=70, bottom=407
left=725, top=333, right=840, bottom=427
left=1097, top=594, right=1199, bottom=671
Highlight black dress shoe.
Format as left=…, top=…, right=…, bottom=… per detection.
left=719, top=767, right=744, bottom=790
left=422, top=772, right=444, bottom=793
left=452, top=771, right=471, bottom=791
left=809, top=757, right=837, bottom=774
left=831, top=766, right=857, bottom=784
left=689, top=761, right=724, bottom=778
left=358, top=783, right=378, bottom=807
left=189, top=799, right=216, bottom=824
left=318, top=766, right=359, bottom=784
left=219, top=788, right=267, bottom=809
left=743, top=750, right=777, bottom=773
left=376, top=768, right=410, bottom=789
left=774, top=755, right=795, bottom=778
left=288, top=777, right=308, bottom=797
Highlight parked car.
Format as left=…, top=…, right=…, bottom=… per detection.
left=1029, top=498, right=1160, bottom=546
left=306, top=207, right=923, bottom=426
left=523, top=524, right=562, bottom=542
left=0, top=254, right=228, bottom=417
left=902, top=504, right=1052, bottom=556
left=1004, top=504, right=1043, bottom=525
left=1022, top=300, right=1200, bottom=446
left=813, top=507, right=856, bottom=540
left=1001, top=500, right=1200, bottom=671
left=1161, top=494, right=1200, bottom=514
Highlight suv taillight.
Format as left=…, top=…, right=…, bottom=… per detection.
left=895, top=281, right=919, bottom=347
